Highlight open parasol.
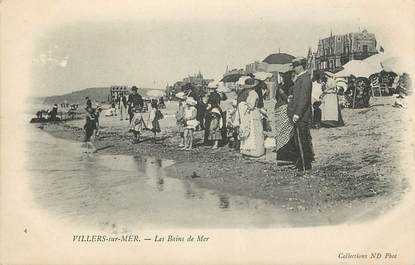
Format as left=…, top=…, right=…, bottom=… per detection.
left=221, top=73, right=245, bottom=83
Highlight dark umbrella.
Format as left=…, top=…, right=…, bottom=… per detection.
left=263, top=53, right=295, bottom=64
left=220, top=73, right=245, bottom=83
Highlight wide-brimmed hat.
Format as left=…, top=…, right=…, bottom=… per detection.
left=236, top=76, right=250, bottom=86
left=131, top=86, right=138, bottom=91
left=254, top=72, right=273, bottom=81
left=207, top=81, right=218, bottom=89
left=326, top=78, right=337, bottom=89
left=175, top=91, right=186, bottom=100
left=243, top=77, right=259, bottom=88
left=185, top=97, right=197, bottom=106
left=291, top=57, right=307, bottom=68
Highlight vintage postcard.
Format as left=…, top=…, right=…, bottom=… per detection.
left=1, top=0, right=415, bottom=264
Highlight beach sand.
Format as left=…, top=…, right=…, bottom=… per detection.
left=41, top=96, right=408, bottom=224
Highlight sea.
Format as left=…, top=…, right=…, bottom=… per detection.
left=24, top=101, right=321, bottom=229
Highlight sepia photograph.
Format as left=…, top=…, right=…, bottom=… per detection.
left=1, top=0, right=415, bottom=264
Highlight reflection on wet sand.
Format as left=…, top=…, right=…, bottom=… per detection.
left=218, top=194, right=230, bottom=209
left=27, top=126, right=348, bottom=228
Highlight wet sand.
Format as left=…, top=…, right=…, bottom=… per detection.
left=41, top=96, right=408, bottom=225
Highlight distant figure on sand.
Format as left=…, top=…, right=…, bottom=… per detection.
left=85, top=97, right=92, bottom=108
left=149, top=101, right=163, bottom=143
left=49, top=104, right=59, bottom=121
left=83, top=106, right=97, bottom=153
left=119, top=94, right=128, bottom=120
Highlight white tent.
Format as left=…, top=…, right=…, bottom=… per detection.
left=146, top=89, right=165, bottom=97
left=381, top=56, right=406, bottom=74
left=335, top=60, right=380, bottom=78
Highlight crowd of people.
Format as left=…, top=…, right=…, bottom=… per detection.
left=81, top=86, right=165, bottom=153
left=80, top=57, right=344, bottom=170
left=78, top=57, right=412, bottom=170
left=172, top=57, right=316, bottom=171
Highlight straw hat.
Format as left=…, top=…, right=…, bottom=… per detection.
left=291, top=57, right=307, bottom=68
left=326, top=78, right=337, bottom=89
left=208, top=81, right=219, bottom=89
left=185, top=97, right=197, bottom=106
left=175, top=91, right=186, bottom=100
left=237, top=76, right=250, bottom=86
left=254, top=72, right=273, bottom=81
left=244, top=77, right=259, bottom=88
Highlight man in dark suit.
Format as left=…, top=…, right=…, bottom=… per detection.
left=127, top=86, right=144, bottom=123
left=288, top=57, right=313, bottom=170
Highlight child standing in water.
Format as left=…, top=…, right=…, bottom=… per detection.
left=149, top=101, right=163, bottom=143
left=175, top=95, right=186, bottom=147
left=182, top=97, right=199, bottom=150
left=83, top=106, right=97, bottom=153
left=129, top=107, right=145, bottom=144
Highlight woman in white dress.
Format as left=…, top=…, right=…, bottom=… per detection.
left=320, top=77, right=344, bottom=127
left=238, top=80, right=265, bottom=157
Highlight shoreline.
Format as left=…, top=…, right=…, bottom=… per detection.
left=39, top=97, right=408, bottom=225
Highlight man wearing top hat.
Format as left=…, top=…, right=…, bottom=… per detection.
left=287, top=57, right=314, bottom=170
left=127, top=86, right=144, bottom=123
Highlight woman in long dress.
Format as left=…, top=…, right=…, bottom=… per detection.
left=238, top=85, right=265, bottom=157
left=274, top=72, right=297, bottom=162
left=320, top=77, right=344, bottom=127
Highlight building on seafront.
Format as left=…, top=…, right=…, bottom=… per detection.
left=167, top=71, right=213, bottom=98
left=109, top=85, right=129, bottom=101
left=223, top=65, right=245, bottom=77
left=314, top=29, right=378, bottom=72
left=182, top=71, right=213, bottom=87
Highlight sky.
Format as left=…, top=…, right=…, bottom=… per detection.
left=26, top=0, right=414, bottom=96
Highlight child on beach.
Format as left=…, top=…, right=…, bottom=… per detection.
left=83, top=106, right=97, bottom=153
left=175, top=94, right=186, bottom=147
left=227, top=100, right=240, bottom=150
left=129, top=107, right=145, bottom=144
left=207, top=105, right=223, bottom=149
left=182, top=97, right=199, bottom=150
left=95, top=104, right=102, bottom=136
left=149, top=101, right=163, bottom=143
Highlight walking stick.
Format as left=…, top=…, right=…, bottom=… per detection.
left=352, top=85, right=357, bottom=109
left=275, top=107, right=278, bottom=166
left=295, top=125, right=306, bottom=172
